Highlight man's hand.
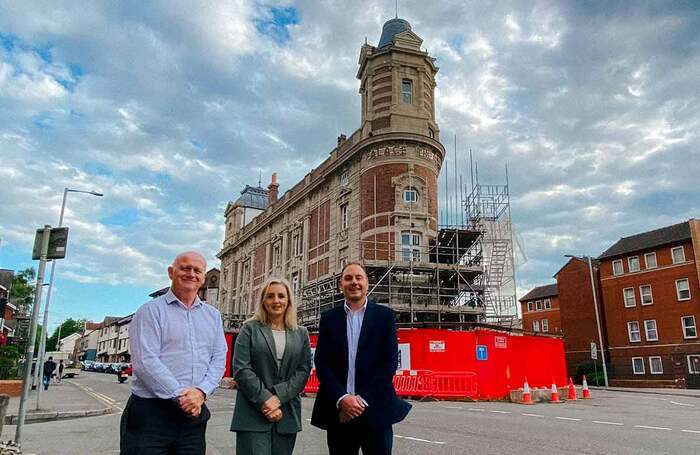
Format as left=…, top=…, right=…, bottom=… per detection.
left=339, top=410, right=353, bottom=423
left=339, top=395, right=366, bottom=420
left=178, top=387, right=205, bottom=417
left=265, top=407, right=283, bottom=423
left=261, top=394, right=281, bottom=419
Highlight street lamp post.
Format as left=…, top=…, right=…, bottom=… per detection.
left=565, top=254, right=609, bottom=387
left=34, top=188, right=103, bottom=409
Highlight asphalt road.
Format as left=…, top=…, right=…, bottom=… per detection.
left=4, top=371, right=700, bottom=454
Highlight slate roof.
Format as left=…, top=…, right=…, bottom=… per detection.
left=378, top=18, right=412, bottom=48
left=598, top=221, right=691, bottom=260
left=234, top=185, right=269, bottom=210
left=519, top=283, right=558, bottom=302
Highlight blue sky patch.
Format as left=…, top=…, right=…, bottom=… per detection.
left=83, top=162, right=114, bottom=177
left=255, top=6, right=300, bottom=43
left=100, top=208, right=140, bottom=227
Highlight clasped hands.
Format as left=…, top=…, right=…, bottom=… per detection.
left=178, top=387, right=206, bottom=417
left=261, top=395, right=283, bottom=422
left=339, top=394, right=367, bottom=424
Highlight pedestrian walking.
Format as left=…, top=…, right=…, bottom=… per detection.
left=42, top=356, right=56, bottom=391
left=57, top=359, right=64, bottom=383
left=230, top=277, right=312, bottom=455
left=119, top=251, right=228, bottom=455
left=311, top=262, right=411, bottom=454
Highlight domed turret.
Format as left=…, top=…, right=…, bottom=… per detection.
left=378, top=18, right=412, bottom=48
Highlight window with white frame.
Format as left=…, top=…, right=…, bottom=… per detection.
left=649, top=357, right=663, bottom=374
left=401, top=231, right=421, bottom=261
left=632, top=357, right=645, bottom=374
left=340, top=203, right=349, bottom=230
left=676, top=278, right=691, bottom=301
left=292, top=232, right=302, bottom=257
left=532, top=320, right=540, bottom=332
left=339, top=170, right=349, bottom=187
left=527, top=301, right=533, bottom=312
left=640, top=285, right=653, bottom=305
left=272, top=243, right=281, bottom=267
left=403, top=187, right=419, bottom=203
left=628, top=321, right=641, bottom=342
left=682, top=316, right=697, bottom=339
left=536, top=300, right=542, bottom=311
left=644, top=252, right=657, bottom=269
left=628, top=256, right=640, bottom=272
left=623, top=287, right=636, bottom=308
left=542, top=319, right=549, bottom=332
left=688, top=355, right=700, bottom=374
left=672, top=246, right=685, bottom=264
left=291, top=273, right=300, bottom=296
left=644, top=320, right=658, bottom=341
left=544, top=298, right=551, bottom=309
left=612, top=259, right=623, bottom=276
left=402, top=79, right=413, bottom=104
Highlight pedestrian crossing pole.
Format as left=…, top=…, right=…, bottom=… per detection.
left=15, top=226, right=52, bottom=444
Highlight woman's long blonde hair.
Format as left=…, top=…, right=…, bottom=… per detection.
left=245, top=277, right=298, bottom=329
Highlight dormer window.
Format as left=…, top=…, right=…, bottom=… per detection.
left=402, top=79, right=413, bottom=104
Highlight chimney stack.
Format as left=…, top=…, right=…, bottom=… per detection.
left=268, top=173, right=279, bottom=203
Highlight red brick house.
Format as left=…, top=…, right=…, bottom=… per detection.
left=555, top=257, right=606, bottom=378
left=598, top=219, right=700, bottom=387
left=519, top=284, right=561, bottom=335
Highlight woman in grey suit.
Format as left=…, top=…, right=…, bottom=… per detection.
left=230, top=277, right=312, bottom=455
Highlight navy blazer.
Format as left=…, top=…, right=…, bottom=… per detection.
left=311, top=301, right=411, bottom=430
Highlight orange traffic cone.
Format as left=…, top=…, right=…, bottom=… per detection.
left=582, top=375, right=591, bottom=399
left=549, top=382, right=562, bottom=403
left=568, top=377, right=577, bottom=401
left=521, top=378, right=534, bottom=405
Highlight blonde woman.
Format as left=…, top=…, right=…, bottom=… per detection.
left=230, top=277, right=312, bottom=455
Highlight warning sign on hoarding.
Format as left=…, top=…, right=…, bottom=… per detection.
left=397, top=343, right=411, bottom=371
left=494, top=336, right=507, bottom=349
left=429, top=340, right=445, bottom=352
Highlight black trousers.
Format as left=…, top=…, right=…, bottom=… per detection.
left=327, top=418, right=393, bottom=455
left=120, top=394, right=210, bottom=455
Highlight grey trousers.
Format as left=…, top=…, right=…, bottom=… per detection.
left=235, top=429, right=297, bottom=455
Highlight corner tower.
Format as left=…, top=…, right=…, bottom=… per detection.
left=356, top=18, right=445, bottom=269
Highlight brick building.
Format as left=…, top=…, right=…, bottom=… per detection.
left=217, top=18, right=493, bottom=329
left=519, top=284, right=560, bottom=334
left=598, top=219, right=700, bottom=387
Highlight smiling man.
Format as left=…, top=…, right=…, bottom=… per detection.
left=311, top=262, right=411, bottom=455
left=120, top=251, right=227, bottom=455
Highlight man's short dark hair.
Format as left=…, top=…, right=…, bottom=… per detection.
left=340, top=261, right=367, bottom=277
left=48, top=356, right=53, bottom=360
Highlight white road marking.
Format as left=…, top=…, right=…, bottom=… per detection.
left=593, top=421, right=624, bottom=426
left=555, top=416, right=581, bottom=421
left=521, top=413, right=544, bottom=418
left=468, top=408, right=485, bottom=412
left=443, top=406, right=462, bottom=409
left=305, top=418, right=311, bottom=422
left=488, top=410, right=511, bottom=414
left=669, top=400, right=694, bottom=407
left=681, top=429, right=700, bottom=434
left=634, top=425, right=672, bottom=431
left=394, top=435, right=445, bottom=445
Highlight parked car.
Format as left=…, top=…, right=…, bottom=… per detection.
left=93, top=362, right=106, bottom=372
left=81, top=361, right=94, bottom=371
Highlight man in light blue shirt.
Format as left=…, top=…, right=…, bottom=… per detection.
left=120, top=251, right=227, bottom=455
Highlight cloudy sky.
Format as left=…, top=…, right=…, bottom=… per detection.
left=1, top=1, right=698, bottom=330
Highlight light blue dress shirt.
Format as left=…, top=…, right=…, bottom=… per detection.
left=130, top=289, right=228, bottom=399
left=336, top=298, right=368, bottom=408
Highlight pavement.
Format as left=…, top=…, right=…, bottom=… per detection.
left=592, top=385, right=700, bottom=399
left=4, top=371, right=115, bottom=425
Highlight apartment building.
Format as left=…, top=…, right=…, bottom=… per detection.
left=519, top=284, right=560, bottom=335
left=598, top=219, right=700, bottom=387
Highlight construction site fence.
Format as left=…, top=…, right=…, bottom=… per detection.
left=303, top=369, right=478, bottom=400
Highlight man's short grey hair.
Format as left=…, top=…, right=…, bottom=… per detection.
left=172, top=251, right=207, bottom=267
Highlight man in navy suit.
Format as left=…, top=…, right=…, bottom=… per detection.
left=311, top=262, right=411, bottom=454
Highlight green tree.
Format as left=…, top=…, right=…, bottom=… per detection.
left=0, top=345, right=21, bottom=379
left=46, top=319, right=84, bottom=351
left=9, top=268, right=36, bottom=313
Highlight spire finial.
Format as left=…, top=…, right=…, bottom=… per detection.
left=258, top=169, right=262, bottom=187
left=395, top=0, right=399, bottom=18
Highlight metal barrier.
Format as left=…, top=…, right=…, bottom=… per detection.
left=304, top=369, right=478, bottom=400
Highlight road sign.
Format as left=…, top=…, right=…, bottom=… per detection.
left=32, top=227, right=69, bottom=260
left=476, top=345, right=488, bottom=361
left=591, top=342, right=598, bottom=360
